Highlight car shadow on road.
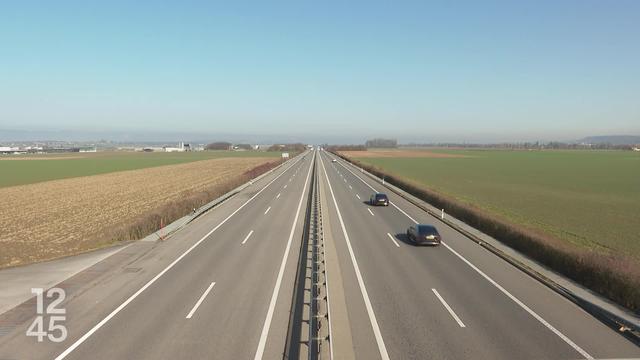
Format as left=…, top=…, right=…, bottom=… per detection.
left=394, top=232, right=416, bottom=246
left=394, top=232, right=440, bottom=247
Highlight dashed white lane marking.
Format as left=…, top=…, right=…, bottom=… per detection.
left=319, top=155, right=390, bottom=360
left=254, top=151, right=315, bottom=360
left=386, top=233, right=400, bottom=248
left=333, top=156, right=594, bottom=360
left=264, top=206, right=271, bottom=215
left=241, top=230, right=254, bottom=245
left=442, top=242, right=593, bottom=359
left=284, top=184, right=288, bottom=189
left=349, top=185, right=352, bottom=189
left=367, top=208, right=375, bottom=216
left=53, top=152, right=307, bottom=360
left=432, top=288, right=465, bottom=327
left=356, top=194, right=361, bottom=200
left=186, top=282, right=216, bottom=319
left=276, top=193, right=281, bottom=199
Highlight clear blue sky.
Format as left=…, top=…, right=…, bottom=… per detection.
left=1, top=0, right=639, bottom=142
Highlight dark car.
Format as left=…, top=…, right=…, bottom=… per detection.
left=407, top=224, right=441, bottom=245
left=369, top=193, right=389, bottom=206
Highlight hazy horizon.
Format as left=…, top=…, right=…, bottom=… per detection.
left=1, top=1, right=639, bottom=141
left=2, top=126, right=639, bottom=145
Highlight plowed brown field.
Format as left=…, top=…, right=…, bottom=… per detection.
left=0, top=157, right=271, bottom=268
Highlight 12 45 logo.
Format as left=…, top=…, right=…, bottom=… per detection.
left=26, top=288, right=67, bottom=343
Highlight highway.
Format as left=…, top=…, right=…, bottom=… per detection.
left=0, top=148, right=638, bottom=359
left=316, top=150, right=640, bottom=359
left=0, top=151, right=315, bottom=359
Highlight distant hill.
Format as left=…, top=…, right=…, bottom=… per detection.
left=577, top=135, right=640, bottom=145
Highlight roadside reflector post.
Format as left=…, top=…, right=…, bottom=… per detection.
left=441, top=209, right=445, bottom=219
left=382, top=176, right=385, bottom=185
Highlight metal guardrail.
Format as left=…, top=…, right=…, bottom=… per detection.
left=141, top=154, right=303, bottom=243
left=284, top=154, right=330, bottom=359
left=331, top=151, right=640, bottom=346
left=310, top=161, right=330, bottom=359
left=188, top=155, right=299, bottom=223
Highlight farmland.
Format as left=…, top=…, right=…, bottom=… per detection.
left=341, top=149, right=640, bottom=259
left=0, top=154, right=278, bottom=268
left=0, top=151, right=281, bottom=188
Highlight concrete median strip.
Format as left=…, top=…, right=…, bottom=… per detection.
left=319, top=154, right=390, bottom=360
left=318, top=171, right=355, bottom=360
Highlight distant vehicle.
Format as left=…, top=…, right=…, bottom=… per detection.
left=407, top=224, right=441, bottom=245
left=369, top=193, right=389, bottom=206
left=331, top=159, right=337, bottom=162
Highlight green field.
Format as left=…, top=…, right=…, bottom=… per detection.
left=353, top=150, right=640, bottom=259
left=0, top=151, right=281, bottom=188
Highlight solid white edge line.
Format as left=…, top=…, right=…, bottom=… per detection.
left=319, top=153, right=390, bottom=360
left=331, top=158, right=416, bottom=224
left=186, top=282, right=216, bottom=319
left=333, top=154, right=594, bottom=360
left=253, top=151, right=315, bottom=360
left=319, top=192, right=335, bottom=360
left=264, top=206, right=271, bottom=215
left=367, top=208, right=375, bottom=216
left=386, top=233, right=401, bottom=248
left=241, top=230, right=255, bottom=245
left=442, top=242, right=593, bottom=359
left=431, top=288, right=465, bottom=328
left=54, top=152, right=308, bottom=360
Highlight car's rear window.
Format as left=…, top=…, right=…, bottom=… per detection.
left=375, top=194, right=388, bottom=200
left=417, top=225, right=438, bottom=235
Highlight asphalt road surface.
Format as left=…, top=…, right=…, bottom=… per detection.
left=0, top=148, right=638, bottom=360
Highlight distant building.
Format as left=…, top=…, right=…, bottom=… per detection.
left=164, top=142, right=186, bottom=152
left=254, top=144, right=272, bottom=151
left=0, top=146, right=23, bottom=154
left=633, top=146, right=640, bottom=152
left=233, top=144, right=253, bottom=151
